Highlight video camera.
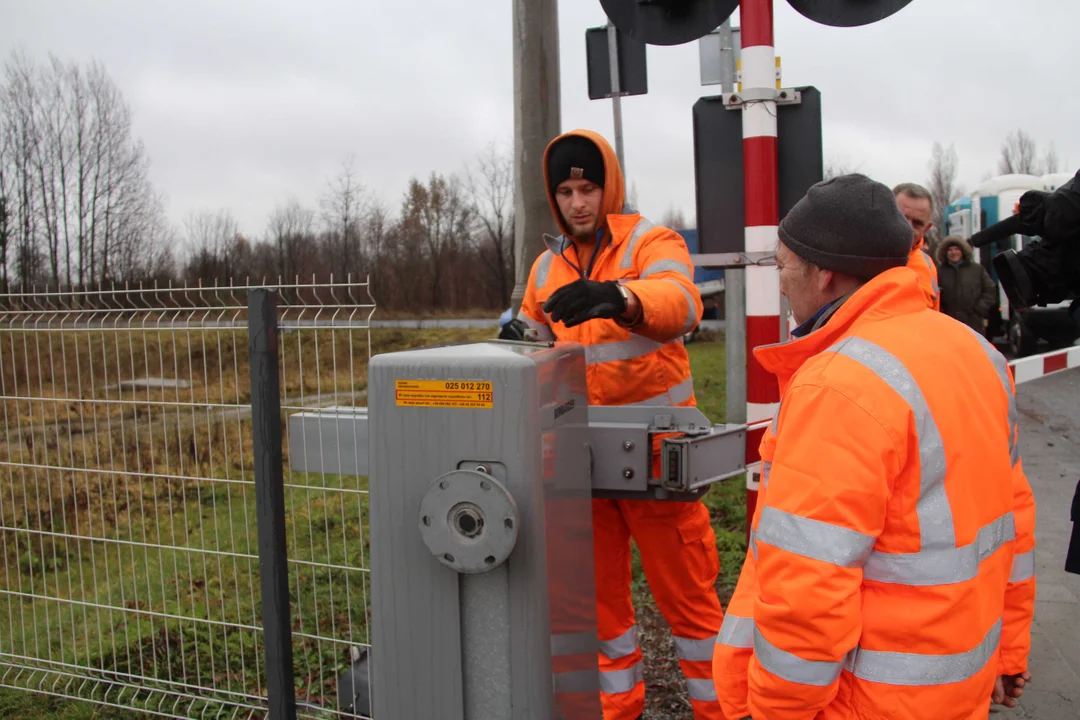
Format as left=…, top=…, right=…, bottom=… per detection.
left=970, top=169, right=1080, bottom=314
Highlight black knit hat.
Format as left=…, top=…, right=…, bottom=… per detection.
left=778, top=174, right=913, bottom=281
left=547, top=135, right=606, bottom=195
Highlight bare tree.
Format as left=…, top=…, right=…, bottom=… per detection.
left=1043, top=143, right=1060, bottom=174
left=320, top=156, right=367, bottom=279
left=467, top=143, right=515, bottom=307
left=824, top=158, right=861, bottom=180
left=998, top=129, right=1040, bottom=175
left=399, top=172, right=472, bottom=310
left=183, top=209, right=245, bottom=284
left=0, top=51, right=170, bottom=288
left=660, top=205, right=688, bottom=230
left=266, top=198, right=316, bottom=281
left=926, top=142, right=963, bottom=240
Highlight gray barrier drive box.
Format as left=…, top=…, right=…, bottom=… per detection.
left=287, top=339, right=746, bottom=718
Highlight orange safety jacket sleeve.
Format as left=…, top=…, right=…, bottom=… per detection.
left=1000, top=420, right=1037, bottom=675
left=748, top=383, right=895, bottom=720
left=518, top=254, right=556, bottom=341
left=713, top=550, right=757, bottom=719
left=620, top=227, right=704, bottom=344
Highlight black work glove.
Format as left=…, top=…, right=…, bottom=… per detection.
left=542, top=279, right=626, bottom=328
left=498, top=318, right=529, bottom=341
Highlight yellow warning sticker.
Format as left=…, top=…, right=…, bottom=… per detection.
left=395, top=379, right=494, bottom=409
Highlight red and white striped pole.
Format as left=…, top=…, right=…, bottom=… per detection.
left=740, top=0, right=781, bottom=539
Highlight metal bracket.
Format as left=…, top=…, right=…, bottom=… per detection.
left=587, top=406, right=746, bottom=498
left=418, top=469, right=520, bottom=575
left=661, top=426, right=747, bottom=492
left=723, top=87, right=802, bottom=109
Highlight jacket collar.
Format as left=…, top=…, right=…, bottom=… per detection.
left=754, top=267, right=927, bottom=394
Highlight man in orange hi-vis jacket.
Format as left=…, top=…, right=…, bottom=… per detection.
left=505, top=129, right=724, bottom=720
left=894, top=182, right=941, bottom=310
left=711, top=174, right=1036, bottom=720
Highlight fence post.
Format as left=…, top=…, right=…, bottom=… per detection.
left=248, top=288, right=298, bottom=720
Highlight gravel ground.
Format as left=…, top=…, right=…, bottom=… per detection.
left=636, top=582, right=736, bottom=719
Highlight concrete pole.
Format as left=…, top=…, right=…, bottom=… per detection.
left=510, top=0, right=561, bottom=317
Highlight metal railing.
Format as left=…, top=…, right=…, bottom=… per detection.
left=0, top=278, right=376, bottom=719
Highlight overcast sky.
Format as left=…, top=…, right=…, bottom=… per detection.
left=3, top=0, right=1077, bottom=240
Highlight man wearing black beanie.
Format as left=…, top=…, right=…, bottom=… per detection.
left=509, top=129, right=724, bottom=720
left=713, top=174, right=1036, bottom=719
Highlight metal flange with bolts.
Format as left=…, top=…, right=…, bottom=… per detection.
left=418, top=467, right=521, bottom=574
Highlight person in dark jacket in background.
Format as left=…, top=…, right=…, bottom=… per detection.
left=937, top=235, right=998, bottom=333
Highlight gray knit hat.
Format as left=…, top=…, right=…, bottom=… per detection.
left=778, top=174, right=913, bottom=280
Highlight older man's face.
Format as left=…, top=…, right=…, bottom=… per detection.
left=776, top=242, right=825, bottom=326
left=896, top=192, right=933, bottom=248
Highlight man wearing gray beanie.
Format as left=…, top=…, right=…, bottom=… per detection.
left=712, top=174, right=1036, bottom=719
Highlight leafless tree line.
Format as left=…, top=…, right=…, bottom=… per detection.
left=182, top=144, right=515, bottom=312
left=0, top=51, right=516, bottom=312
left=0, top=51, right=173, bottom=291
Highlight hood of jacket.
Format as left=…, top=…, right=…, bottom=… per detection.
left=936, top=236, right=974, bottom=266
left=542, top=129, right=627, bottom=240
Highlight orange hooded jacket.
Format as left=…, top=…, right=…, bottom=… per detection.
left=908, top=238, right=941, bottom=310
left=712, top=267, right=1036, bottom=720
left=517, top=129, right=703, bottom=408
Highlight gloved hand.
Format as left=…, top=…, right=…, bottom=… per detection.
left=542, top=279, right=625, bottom=327
left=498, top=318, right=529, bottom=341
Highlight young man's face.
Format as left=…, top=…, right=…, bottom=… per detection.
left=895, top=192, right=933, bottom=248
left=555, top=178, right=604, bottom=239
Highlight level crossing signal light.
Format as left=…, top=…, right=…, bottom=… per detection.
left=599, top=0, right=915, bottom=44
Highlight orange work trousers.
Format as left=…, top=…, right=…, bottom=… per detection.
left=592, top=497, right=725, bottom=720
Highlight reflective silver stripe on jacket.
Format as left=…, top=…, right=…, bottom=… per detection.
left=627, top=375, right=695, bottom=407
left=846, top=619, right=1001, bottom=686
left=715, top=614, right=755, bottom=649
left=755, top=505, right=876, bottom=569
left=516, top=310, right=555, bottom=342
left=599, top=663, right=644, bottom=695
left=828, top=336, right=955, bottom=550
left=664, top=278, right=699, bottom=334
left=535, top=249, right=555, bottom=289
left=755, top=628, right=846, bottom=687
left=619, top=218, right=656, bottom=269
left=1009, top=549, right=1035, bottom=583
left=599, top=625, right=638, bottom=660
left=722, top=614, right=1002, bottom=689
left=922, top=250, right=940, bottom=298
left=641, top=258, right=692, bottom=279
left=962, top=325, right=1019, bottom=466
left=585, top=335, right=664, bottom=366
left=863, top=511, right=1014, bottom=586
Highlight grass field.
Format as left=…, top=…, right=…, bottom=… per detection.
left=0, top=326, right=743, bottom=719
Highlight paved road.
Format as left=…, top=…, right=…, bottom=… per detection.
left=1001, top=368, right=1080, bottom=718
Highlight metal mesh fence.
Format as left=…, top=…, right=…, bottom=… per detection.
left=0, top=279, right=375, bottom=719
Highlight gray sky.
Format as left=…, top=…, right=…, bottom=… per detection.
left=3, top=0, right=1077, bottom=239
